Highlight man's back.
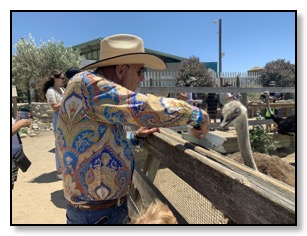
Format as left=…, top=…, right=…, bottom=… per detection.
left=56, top=71, right=204, bottom=204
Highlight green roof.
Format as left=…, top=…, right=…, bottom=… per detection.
left=144, top=48, right=185, bottom=62
left=72, top=37, right=103, bottom=49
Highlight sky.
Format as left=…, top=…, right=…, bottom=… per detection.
left=11, top=11, right=296, bottom=73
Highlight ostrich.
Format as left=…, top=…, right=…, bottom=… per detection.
left=220, top=101, right=295, bottom=187
left=220, top=101, right=258, bottom=170
left=264, top=91, right=296, bottom=135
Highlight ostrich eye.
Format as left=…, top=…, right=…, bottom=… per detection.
left=234, top=107, right=240, bottom=113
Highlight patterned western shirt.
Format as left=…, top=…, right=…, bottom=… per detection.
left=56, top=71, right=203, bottom=204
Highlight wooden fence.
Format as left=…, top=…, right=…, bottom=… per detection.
left=129, top=128, right=296, bottom=224
left=142, top=71, right=263, bottom=87
left=142, top=71, right=178, bottom=87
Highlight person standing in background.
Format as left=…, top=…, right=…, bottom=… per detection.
left=261, top=81, right=284, bottom=131
left=178, top=77, right=198, bottom=106
left=65, top=67, right=80, bottom=87
left=42, top=69, right=66, bottom=180
left=12, top=115, right=32, bottom=189
left=205, top=93, right=220, bottom=128
left=219, top=82, right=236, bottom=127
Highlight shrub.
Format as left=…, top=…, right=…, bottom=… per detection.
left=249, top=112, right=280, bottom=154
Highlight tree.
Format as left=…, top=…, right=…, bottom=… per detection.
left=260, top=59, right=295, bottom=87
left=176, top=56, right=212, bottom=87
left=12, top=34, right=84, bottom=102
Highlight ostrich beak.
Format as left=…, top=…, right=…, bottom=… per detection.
left=220, top=118, right=231, bottom=129
left=220, top=112, right=240, bottom=128
left=220, top=106, right=241, bottom=128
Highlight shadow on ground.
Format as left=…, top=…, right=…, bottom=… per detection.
left=29, top=171, right=61, bottom=184
left=51, top=189, right=65, bottom=209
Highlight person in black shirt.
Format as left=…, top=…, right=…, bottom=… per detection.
left=205, top=93, right=220, bottom=127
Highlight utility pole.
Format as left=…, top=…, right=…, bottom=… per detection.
left=218, top=18, right=222, bottom=77
left=214, top=18, right=223, bottom=86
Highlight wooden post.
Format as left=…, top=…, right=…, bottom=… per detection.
left=242, top=93, right=248, bottom=111
left=12, top=98, right=18, bottom=118
left=236, top=76, right=240, bottom=88
left=236, top=75, right=248, bottom=110
left=220, top=77, right=223, bottom=87
left=12, top=85, right=18, bottom=118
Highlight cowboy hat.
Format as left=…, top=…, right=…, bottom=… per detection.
left=269, top=81, right=276, bottom=86
left=187, top=77, right=197, bottom=83
left=81, top=34, right=167, bottom=71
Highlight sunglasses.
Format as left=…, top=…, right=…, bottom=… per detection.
left=138, top=67, right=146, bottom=77
left=126, top=65, right=146, bottom=77
left=55, top=76, right=65, bottom=80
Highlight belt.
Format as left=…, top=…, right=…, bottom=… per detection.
left=66, top=196, right=127, bottom=210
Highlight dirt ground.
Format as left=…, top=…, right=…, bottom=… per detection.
left=12, top=130, right=66, bottom=224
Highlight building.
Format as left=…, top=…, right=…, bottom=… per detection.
left=247, top=66, right=264, bottom=76
left=72, top=38, right=217, bottom=73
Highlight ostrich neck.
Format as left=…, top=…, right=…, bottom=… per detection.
left=265, top=94, right=273, bottom=115
left=235, top=113, right=258, bottom=170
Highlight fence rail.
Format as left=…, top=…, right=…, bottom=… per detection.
left=142, top=71, right=263, bottom=87
left=130, top=128, right=295, bottom=224
left=139, top=86, right=295, bottom=94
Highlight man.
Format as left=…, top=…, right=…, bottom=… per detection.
left=177, top=77, right=198, bottom=105
left=189, top=77, right=198, bottom=102
left=269, top=81, right=284, bottom=101
left=218, top=82, right=235, bottom=129
left=56, top=34, right=209, bottom=224
left=205, top=93, right=219, bottom=125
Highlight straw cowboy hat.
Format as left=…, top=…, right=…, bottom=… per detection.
left=269, top=81, right=276, bottom=86
left=187, top=77, right=197, bottom=83
left=81, top=34, right=167, bottom=71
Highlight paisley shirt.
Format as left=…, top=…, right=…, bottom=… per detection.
left=56, top=71, right=203, bottom=204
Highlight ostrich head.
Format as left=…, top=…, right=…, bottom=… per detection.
left=220, top=101, right=258, bottom=171
left=220, top=101, right=247, bottom=129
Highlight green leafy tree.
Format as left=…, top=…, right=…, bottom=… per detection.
left=260, top=59, right=295, bottom=87
left=12, top=34, right=83, bottom=102
left=176, top=56, right=212, bottom=86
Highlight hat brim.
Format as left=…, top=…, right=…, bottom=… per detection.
left=81, top=53, right=167, bottom=71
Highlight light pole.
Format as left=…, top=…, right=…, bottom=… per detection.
left=214, top=18, right=222, bottom=84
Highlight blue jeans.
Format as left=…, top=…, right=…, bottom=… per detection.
left=52, top=112, right=61, bottom=172
left=65, top=199, right=129, bottom=224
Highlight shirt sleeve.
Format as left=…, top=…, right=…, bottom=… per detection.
left=83, top=74, right=203, bottom=128
left=46, top=88, right=57, bottom=105
left=186, top=93, right=193, bottom=103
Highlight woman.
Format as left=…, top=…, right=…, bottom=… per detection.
left=43, top=69, right=65, bottom=179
